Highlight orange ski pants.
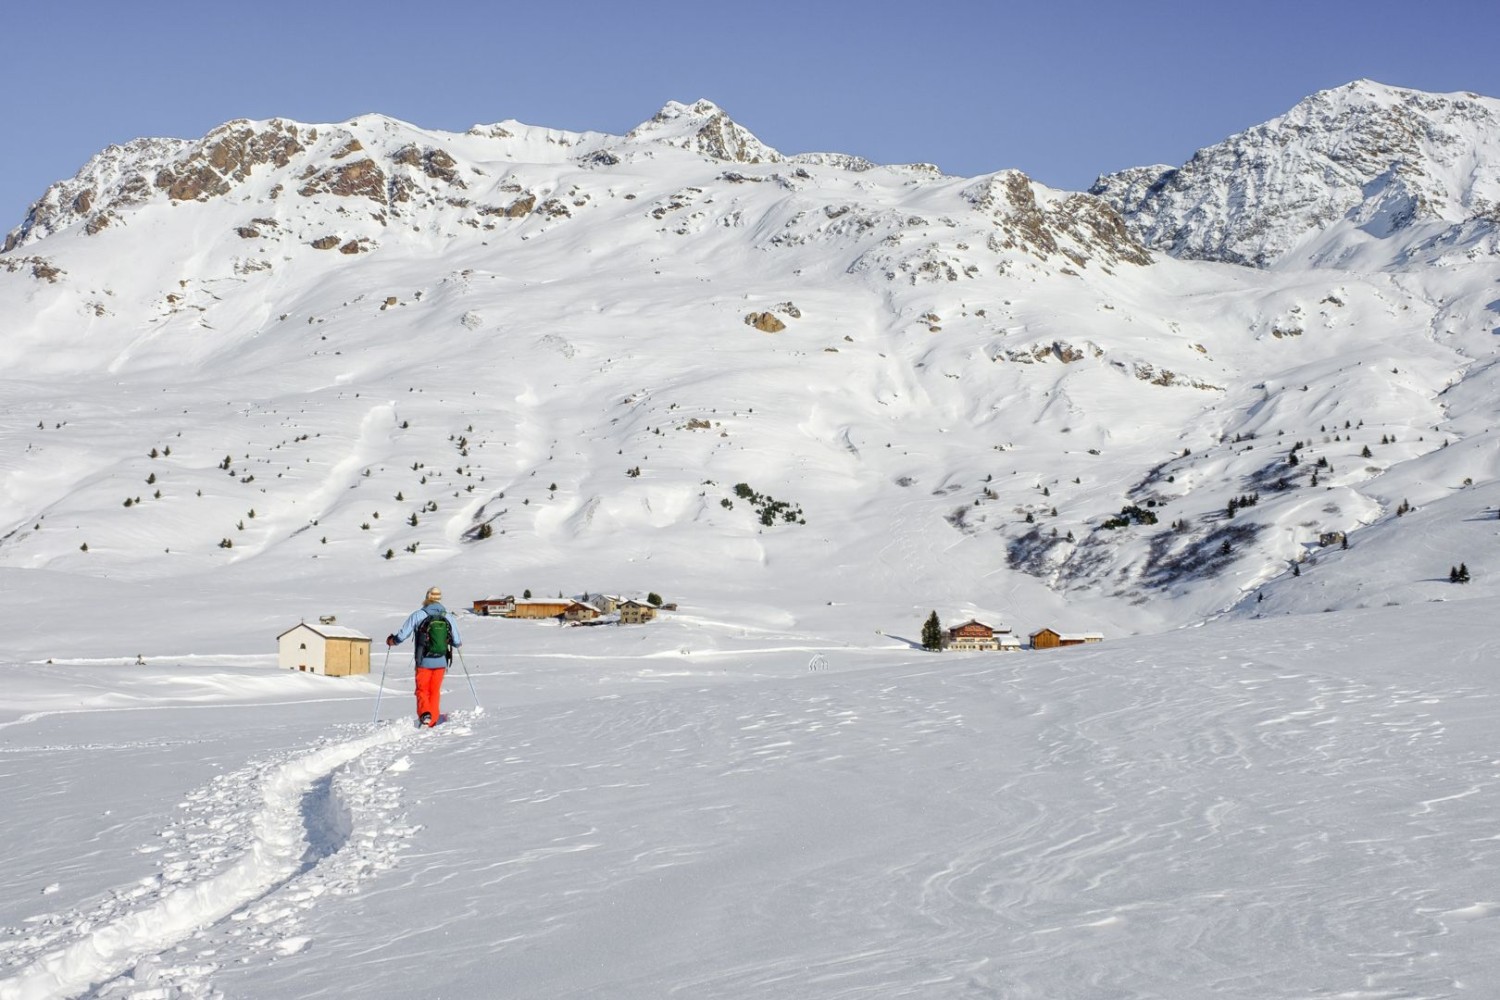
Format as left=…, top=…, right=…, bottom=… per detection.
left=414, top=667, right=445, bottom=724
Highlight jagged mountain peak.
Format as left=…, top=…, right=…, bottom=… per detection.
left=1092, top=79, right=1500, bottom=268
left=626, top=98, right=782, bottom=163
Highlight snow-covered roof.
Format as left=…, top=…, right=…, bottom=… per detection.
left=1030, top=629, right=1104, bottom=640
left=277, top=623, right=370, bottom=641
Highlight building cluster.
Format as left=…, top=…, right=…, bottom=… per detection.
left=944, top=619, right=1104, bottom=652
left=273, top=606, right=1102, bottom=682
left=471, top=594, right=668, bottom=624
left=276, top=595, right=670, bottom=677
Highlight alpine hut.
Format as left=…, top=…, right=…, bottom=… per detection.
left=278, top=622, right=372, bottom=676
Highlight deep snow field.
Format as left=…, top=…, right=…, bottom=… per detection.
left=4, top=596, right=1500, bottom=999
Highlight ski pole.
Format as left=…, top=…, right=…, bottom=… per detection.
left=373, top=644, right=392, bottom=723
left=457, top=649, right=482, bottom=712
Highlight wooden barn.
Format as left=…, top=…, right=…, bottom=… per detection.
left=277, top=623, right=371, bottom=676
left=1029, top=628, right=1104, bottom=650
left=510, top=599, right=574, bottom=619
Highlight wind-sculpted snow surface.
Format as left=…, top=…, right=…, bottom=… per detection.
left=3, top=601, right=1500, bottom=998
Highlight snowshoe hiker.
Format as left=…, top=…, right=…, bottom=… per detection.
left=386, top=587, right=462, bottom=727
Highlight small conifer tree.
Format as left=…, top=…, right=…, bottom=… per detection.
left=921, top=611, right=943, bottom=651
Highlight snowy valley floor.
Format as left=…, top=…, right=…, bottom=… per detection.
left=3, top=601, right=1500, bottom=999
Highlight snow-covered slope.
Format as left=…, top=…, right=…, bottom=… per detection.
left=1091, top=80, right=1500, bottom=269
left=1, top=91, right=1498, bottom=650
left=3, top=596, right=1500, bottom=998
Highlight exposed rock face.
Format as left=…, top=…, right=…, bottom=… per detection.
left=963, top=171, right=1151, bottom=268
left=393, top=145, right=465, bottom=187
left=5, top=117, right=470, bottom=249
left=0, top=255, right=64, bottom=281
left=837, top=169, right=1153, bottom=286
left=156, top=120, right=306, bottom=202
left=5, top=137, right=186, bottom=251
left=297, top=158, right=387, bottom=202
left=1092, top=80, right=1500, bottom=267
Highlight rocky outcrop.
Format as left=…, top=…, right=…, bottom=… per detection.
left=745, top=311, right=786, bottom=333
left=963, top=171, right=1152, bottom=269
left=297, top=158, right=386, bottom=202
left=156, top=120, right=306, bottom=202
left=0, top=255, right=64, bottom=281
left=393, top=145, right=465, bottom=187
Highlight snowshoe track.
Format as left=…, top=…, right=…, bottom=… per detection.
left=0, top=718, right=466, bottom=1000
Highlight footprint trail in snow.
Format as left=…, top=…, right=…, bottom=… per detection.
left=0, top=716, right=471, bottom=1000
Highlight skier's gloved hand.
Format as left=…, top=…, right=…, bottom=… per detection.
left=386, top=634, right=398, bottom=646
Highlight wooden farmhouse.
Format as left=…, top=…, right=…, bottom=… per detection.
left=947, top=619, right=998, bottom=650
left=278, top=623, right=371, bottom=676
left=562, top=601, right=601, bottom=622
left=472, top=596, right=516, bottom=616
left=618, top=600, right=658, bottom=624
left=1029, top=628, right=1104, bottom=650
left=945, top=620, right=1020, bottom=652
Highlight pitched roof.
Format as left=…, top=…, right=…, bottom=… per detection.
left=277, top=622, right=371, bottom=641
left=1029, top=628, right=1103, bottom=640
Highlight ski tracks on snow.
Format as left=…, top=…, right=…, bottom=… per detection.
left=0, top=718, right=467, bottom=1000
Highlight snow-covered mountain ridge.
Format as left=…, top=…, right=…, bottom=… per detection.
left=2, top=87, right=1498, bottom=649
left=1091, top=80, right=1500, bottom=268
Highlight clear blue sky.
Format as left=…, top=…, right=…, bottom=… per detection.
left=4, top=0, right=1499, bottom=232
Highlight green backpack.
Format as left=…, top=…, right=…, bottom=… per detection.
left=415, top=612, right=453, bottom=662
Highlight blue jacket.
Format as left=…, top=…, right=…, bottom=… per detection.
left=392, top=603, right=462, bottom=669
